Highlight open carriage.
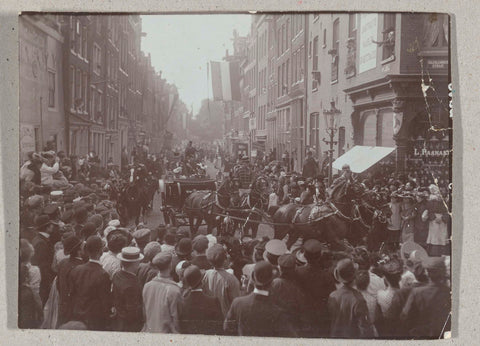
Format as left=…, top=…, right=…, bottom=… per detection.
left=158, top=177, right=217, bottom=227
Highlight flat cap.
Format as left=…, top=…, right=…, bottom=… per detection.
left=81, top=222, right=97, bottom=238
left=303, top=239, right=323, bottom=255
left=144, top=241, right=162, bottom=262
left=43, top=204, right=60, bottom=216
left=265, top=239, right=287, bottom=256
left=26, top=195, right=44, bottom=209
left=192, top=235, right=209, bottom=253
left=108, top=219, right=121, bottom=228
left=206, top=244, right=227, bottom=267
left=152, top=252, right=173, bottom=270
left=278, top=253, right=296, bottom=269
left=133, top=228, right=151, bottom=241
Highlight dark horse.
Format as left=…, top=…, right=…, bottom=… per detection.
left=271, top=179, right=388, bottom=250
left=116, top=165, right=157, bottom=225
left=183, top=175, right=271, bottom=237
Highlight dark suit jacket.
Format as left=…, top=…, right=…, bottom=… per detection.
left=56, top=256, right=85, bottom=326
left=69, top=261, right=112, bottom=331
left=112, top=270, right=144, bottom=332
left=224, top=292, right=297, bottom=337
left=179, top=290, right=223, bottom=335
left=191, top=255, right=212, bottom=271
left=31, top=233, right=54, bottom=305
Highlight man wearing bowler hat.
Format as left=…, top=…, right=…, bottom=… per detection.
left=142, top=252, right=182, bottom=333
left=270, top=253, right=307, bottom=335
left=112, top=247, right=144, bottom=332
left=224, top=261, right=296, bottom=337
left=31, top=215, right=56, bottom=306
left=171, top=237, right=193, bottom=282
left=327, top=258, right=374, bottom=338
left=56, top=233, right=85, bottom=327
left=178, top=265, right=223, bottom=335
left=69, top=235, right=112, bottom=331
left=295, top=238, right=336, bottom=337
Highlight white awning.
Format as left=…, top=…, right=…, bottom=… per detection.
left=332, top=146, right=396, bottom=173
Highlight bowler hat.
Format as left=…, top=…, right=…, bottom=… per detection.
left=63, top=234, right=82, bottom=255
left=85, top=235, right=104, bottom=254
left=252, top=261, right=274, bottom=287
left=176, top=238, right=193, bottom=256
left=334, top=258, right=358, bottom=284
left=26, top=195, right=44, bottom=209
left=183, top=265, right=203, bottom=288
left=117, top=247, right=144, bottom=262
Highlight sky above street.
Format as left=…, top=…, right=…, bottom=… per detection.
left=141, top=14, right=252, bottom=115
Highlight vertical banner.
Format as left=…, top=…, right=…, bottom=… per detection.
left=210, top=60, right=242, bottom=101
left=359, top=13, right=378, bottom=73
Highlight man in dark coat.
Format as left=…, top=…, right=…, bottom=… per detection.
left=400, top=257, right=451, bottom=338
left=112, top=247, right=144, bottom=332
left=56, top=234, right=85, bottom=327
left=302, top=151, right=319, bottom=179
left=69, top=235, right=112, bottom=331
left=295, top=239, right=336, bottom=337
left=30, top=215, right=55, bottom=306
left=224, top=261, right=296, bottom=337
left=270, top=254, right=308, bottom=335
left=328, top=258, right=375, bottom=338
left=178, top=265, right=223, bottom=335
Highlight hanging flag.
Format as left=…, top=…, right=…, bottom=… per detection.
left=210, top=60, right=241, bottom=101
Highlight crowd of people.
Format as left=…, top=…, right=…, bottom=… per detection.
left=17, top=143, right=451, bottom=339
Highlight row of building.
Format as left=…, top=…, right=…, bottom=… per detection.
left=223, top=13, right=450, bottom=183
left=19, top=14, right=188, bottom=165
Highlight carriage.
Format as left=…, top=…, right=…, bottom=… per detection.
left=158, top=177, right=217, bottom=227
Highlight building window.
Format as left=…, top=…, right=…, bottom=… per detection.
left=82, top=73, right=88, bottom=112
left=345, top=14, right=357, bottom=77
left=323, top=28, right=327, bottom=48
left=75, top=69, right=81, bottom=108
left=381, top=13, right=396, bottom=61
left=94, top=44, right=102, bottom=75
left=286, top=59, right=289, bottom=92
left=48, top=71, right=55, bottom=108
left=300, top=46, right=304, bottom=81
left=90, top=86, right=96, bottom=119
left=330, top=19, right=340, bottom=82
left=338, top=126, right=346, bottom=156
left=70, top=66, right=75, bottom=109
left=313, top=36, right=319, bottom=71
left=82, top=26, right=87, bottom=59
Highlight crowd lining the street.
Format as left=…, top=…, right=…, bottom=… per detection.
left=18, top=143, right=451, bottom=339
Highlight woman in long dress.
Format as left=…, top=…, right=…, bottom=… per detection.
left=422, top=184, right=450, bottom=257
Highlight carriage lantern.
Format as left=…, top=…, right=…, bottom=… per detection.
left=323, top=100, right=342, bottom=186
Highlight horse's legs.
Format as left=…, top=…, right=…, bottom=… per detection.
left=195, top=216, right=203, bottom=234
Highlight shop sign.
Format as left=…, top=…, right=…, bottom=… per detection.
left=413, top=148, right=450, bottom=157
left=427, top=59, right=448, bottom=69
left=359, top=13, right=378, bottom=73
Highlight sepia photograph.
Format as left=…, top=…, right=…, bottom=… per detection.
left=17, top=12, right=451, bottom=339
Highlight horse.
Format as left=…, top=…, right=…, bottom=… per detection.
left=271, top=180, right=383, bottom=250
left=116, top=165, right=154, bottom=226
left=183, top=175, right=271, bottom=237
